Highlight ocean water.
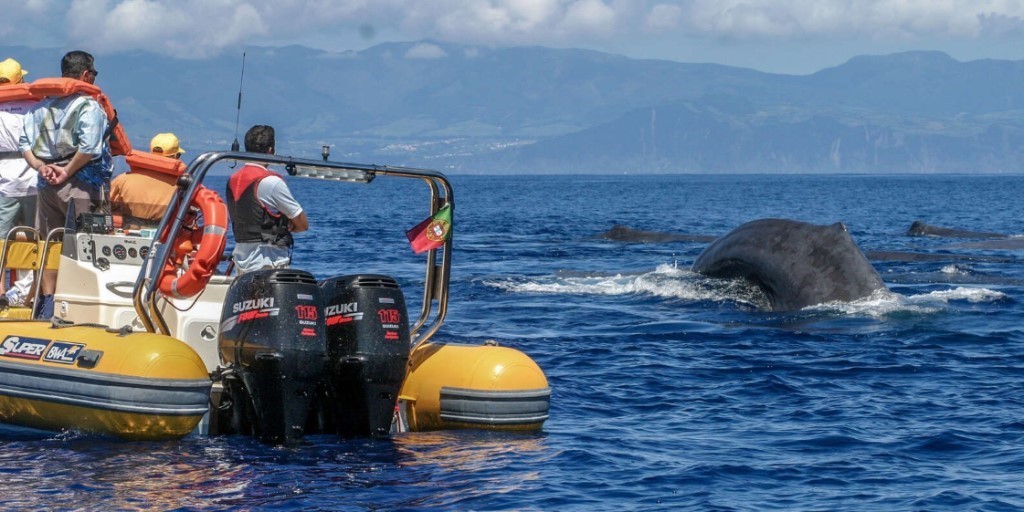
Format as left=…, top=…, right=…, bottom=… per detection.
left=4, top=173, right=1024, bottom=511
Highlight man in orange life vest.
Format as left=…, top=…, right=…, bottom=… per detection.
left=226, top=125, right=307, bottom=273
left=109, top=132, right=184, bottom=228
left=19, top=50, right=111, bottom=319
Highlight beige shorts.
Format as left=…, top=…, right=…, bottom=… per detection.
left=36, top=177, right=103, bottom=236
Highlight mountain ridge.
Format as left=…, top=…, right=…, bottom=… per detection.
left=2, top=43, right=1022, bottom=173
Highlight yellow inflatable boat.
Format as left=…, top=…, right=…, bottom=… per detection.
left=0, top=103, right=549, bottom=442
left=398, top=342, right=550, bottom=432
left=0, top=321, right=210, bottom=440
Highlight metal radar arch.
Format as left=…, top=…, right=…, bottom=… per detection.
left=130, top=151, right=454, bottom=348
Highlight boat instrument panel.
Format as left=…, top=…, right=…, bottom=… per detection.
left=65, top=213, right=157, bottom=267
left=74, top=232, right=153, bottom=267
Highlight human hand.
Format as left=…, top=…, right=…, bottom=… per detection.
left=46, top=165, right=70, bottom=186
left=38, top=164, right=54, bottom=182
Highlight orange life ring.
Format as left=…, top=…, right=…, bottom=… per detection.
left=158, top=186, right=228, bottom=299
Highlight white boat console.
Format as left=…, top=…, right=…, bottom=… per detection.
left=54, top=229, right=232, bottom=372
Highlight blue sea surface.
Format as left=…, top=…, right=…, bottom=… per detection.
left=4, top=173, right=1024, bottom=511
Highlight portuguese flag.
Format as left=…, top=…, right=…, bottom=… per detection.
left=406, top=204, right=452, bottom=254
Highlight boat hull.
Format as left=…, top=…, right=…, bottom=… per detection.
left=399, top=342, right=550, bottom=432
left=0, top=321, right=211, bottom=440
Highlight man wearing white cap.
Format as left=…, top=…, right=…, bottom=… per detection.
left=109, top=132, right=184, bottom=228
left=0, top=58, right=38, bottom=308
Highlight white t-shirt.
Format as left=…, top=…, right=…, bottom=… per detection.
left=231, top=172, right=305, bottom=273
left=255, top=175, right=304, bottom=218
left=0, top=99, right=38, bottom=197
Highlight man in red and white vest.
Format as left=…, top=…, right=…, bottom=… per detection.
left=225, top=125, right=308, bottom=274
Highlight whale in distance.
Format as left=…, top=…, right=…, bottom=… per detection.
left=906, top=220, right=1007, bottom=239
left=590, top=224, right=718, bottom=243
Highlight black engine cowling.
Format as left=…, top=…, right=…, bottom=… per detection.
left=318, top=274, right=411, bottom=437
left=217, top=268, right=327, bottom=444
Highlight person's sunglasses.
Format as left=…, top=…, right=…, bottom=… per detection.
left=88, top=68, right=99, bottom=77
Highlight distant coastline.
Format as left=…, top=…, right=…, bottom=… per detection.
left=6, top=43, right=1023, bottom=174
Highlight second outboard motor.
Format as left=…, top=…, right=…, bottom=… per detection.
left=218, top=269, right=327, bottom=444
left=319, top=274, right=411, bottom=437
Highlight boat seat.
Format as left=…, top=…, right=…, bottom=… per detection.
left=4, top=240, right=39, bottom=270
left=0, top=239, right=39, bottom=319
left=39, top=240, right=62, bottom=270
left=0, top=240, right=63, bottom=271
left=0, top=237, right=62, bottom=319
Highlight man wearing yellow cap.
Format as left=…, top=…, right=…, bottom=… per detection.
left=109, top=133, right=184, bottom=228
left=0, top=58, right=29, bottom=85
left=0, top=58, right=38, bottom=308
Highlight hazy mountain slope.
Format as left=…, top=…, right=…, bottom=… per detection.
left=3, top=43, right=1021, bottom=173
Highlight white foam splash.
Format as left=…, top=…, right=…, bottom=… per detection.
left=807, top=288, right=935, bottom=316
left=487, top=264, right=1007, bottom=317
left=484, top=262, right=752, bottom=304
left=910, top=287, right=1007, bottom=304
left=807, top=286, right=1006, bottom=316
left=939, top=264, right=971, bottom=275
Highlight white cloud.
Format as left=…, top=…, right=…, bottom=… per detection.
left=404, top=42, right=447, bottom=59
left=429, top=0, right=602, bottom=43
left=562, top=0, right=618, bottom=35
left=3, top=0, right=638, bottom=56
left=681, top=0, right=1024, bottom=41
left=6, top=0, right=1024, bottom=58
left=646, top=3, right=683, bottom=32
left=60, top=0, right=267, bottom=58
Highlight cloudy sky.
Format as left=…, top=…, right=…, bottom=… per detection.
left=6, top=0, right=1024, bottom=74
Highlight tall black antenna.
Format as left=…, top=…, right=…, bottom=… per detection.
left=231, top=52, right=247, bottom=152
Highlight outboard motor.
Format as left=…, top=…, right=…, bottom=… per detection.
left=318, top=274, right=411, bottom=437
left=218, top=269, right=327, bottom=443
